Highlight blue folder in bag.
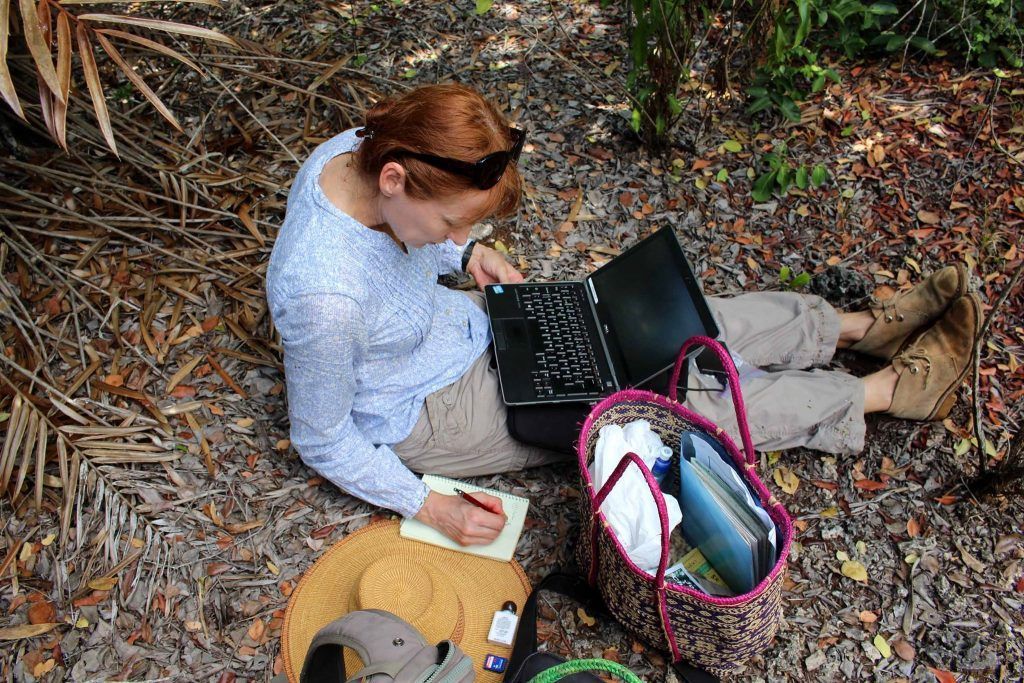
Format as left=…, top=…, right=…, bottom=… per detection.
left=676, top=454, right=758, bottom=594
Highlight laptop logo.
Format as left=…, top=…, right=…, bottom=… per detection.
left=493, top=285, right=504, bottom=294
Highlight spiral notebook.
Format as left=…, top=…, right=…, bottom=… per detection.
left=399, top=474, right=530, bottom=562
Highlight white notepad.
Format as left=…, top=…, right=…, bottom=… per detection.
left=399, top=474, right=530, bottom=562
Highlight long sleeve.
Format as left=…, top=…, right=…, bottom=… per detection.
left=434, top=239, right=472, bottom=276
left=276, top=292, right=430, bottom=518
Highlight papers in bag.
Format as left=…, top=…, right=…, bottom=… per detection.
left=671, top=431, right=778, bottom=595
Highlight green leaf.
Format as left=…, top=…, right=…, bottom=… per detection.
left=716, top=168, right=729, bottom=183
left=777, top=165, right=791, bottom=189
left=779, top=97, right=801, bottom=122
left=747, top=96, right=773, bottom=116
left=795, top=166, right=809, bottom=189
left=668, top=94, right=682, bottom=117
left=909, top=35, right=937, bottom=55
left=0, top=412, right=10, bottom=423
left=630, top=108, right=642, bottom=134
left=474, top=0, right=492, bottom=14
left=811, top=164, right=829, bottom=186
left=869, top=2, right=898, bottom=14
left=752, top=172, right=776, bottom=202
left=792, top=272, right=811, bottom=289
left=723, top=140, right=742, bottom=153
left=779, top=265, right=792, bottom=283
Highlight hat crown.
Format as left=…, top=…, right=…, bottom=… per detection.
left=354, top=558, right=463, bottom=645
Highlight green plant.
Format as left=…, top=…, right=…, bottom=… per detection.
left=779, top=265, right=811, bottom=290
left=0, top=1, right=236, bottom=155
left=746, top=0, right=899, bottom=121
left=624, top=0, right=708, bottom=150
left=751, top=141, right=829, bottom=201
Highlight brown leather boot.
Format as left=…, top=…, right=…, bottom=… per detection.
left=850, top=264, right=968, bottom=359
left=886, top=293, right=982, bottom=421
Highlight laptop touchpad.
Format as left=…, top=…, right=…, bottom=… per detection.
left=494, top=318, right=530, bottom=351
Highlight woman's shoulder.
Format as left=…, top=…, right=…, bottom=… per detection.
left=267, top=220, right=376, bottom=309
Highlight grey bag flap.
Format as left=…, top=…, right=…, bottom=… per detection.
left=298, top=609, right=475, bottom=683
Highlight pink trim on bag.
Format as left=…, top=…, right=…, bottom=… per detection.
left=577, top=387, right=794, bottom=607
left=669, top=335, right=756, bottom=465
left=593, top=451, right=682, bottom=661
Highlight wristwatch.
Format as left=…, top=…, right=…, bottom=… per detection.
left=460, top=240, right=477, bottom=272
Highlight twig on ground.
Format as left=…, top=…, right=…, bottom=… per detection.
left=971, top=265, right=1023, bottom=477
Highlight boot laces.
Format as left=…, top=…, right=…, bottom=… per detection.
left=895, top=346, right=933, bottom=387
left=870, top=292, right=906, bottom=323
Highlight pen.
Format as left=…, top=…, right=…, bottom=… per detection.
left=454, top=488, right=495, bottom=512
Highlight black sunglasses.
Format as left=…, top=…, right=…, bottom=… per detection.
left=399, top=127, right=525, bottom=190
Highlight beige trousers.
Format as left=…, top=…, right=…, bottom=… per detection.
left=392, top=291, right=865, bottom=476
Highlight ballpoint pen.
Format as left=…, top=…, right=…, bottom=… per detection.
left=453, top=488, right=493, bottom=511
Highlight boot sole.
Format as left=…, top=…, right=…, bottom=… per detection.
left=924, top=292, right=982, bottom=421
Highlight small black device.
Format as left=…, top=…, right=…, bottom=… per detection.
left=694, top=342, right=730, bottom=387
left=485, top=228, right=720, bottom=405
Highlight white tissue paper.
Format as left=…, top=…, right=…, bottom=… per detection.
left=589, top=420, right=683, bottom=574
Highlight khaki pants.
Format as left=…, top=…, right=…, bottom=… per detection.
left=393, top=291, right=865, bottom=475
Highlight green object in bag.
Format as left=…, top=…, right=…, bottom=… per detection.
left=527, top=659, right=644, bottom=683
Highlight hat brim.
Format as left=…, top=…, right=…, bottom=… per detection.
left=282, top=520, right=531, bottom=682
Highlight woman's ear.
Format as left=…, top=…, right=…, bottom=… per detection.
left=378, top=161, right=406, bottom=197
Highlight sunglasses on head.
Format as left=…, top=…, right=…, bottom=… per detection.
left=399, top=127, right=525, bottom=190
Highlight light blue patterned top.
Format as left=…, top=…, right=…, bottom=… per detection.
left=266, top=130, right=491, bottom=518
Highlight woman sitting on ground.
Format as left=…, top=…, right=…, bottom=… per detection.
left=266, top=83, right=981, bottom=546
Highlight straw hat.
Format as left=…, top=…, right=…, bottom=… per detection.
left=281, top=520, right=531, bottom=683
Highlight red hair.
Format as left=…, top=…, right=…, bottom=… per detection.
left=354, top=84, right=522, bottom=222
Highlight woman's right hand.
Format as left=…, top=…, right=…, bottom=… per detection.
left=414, top=491, right=506, bottom=546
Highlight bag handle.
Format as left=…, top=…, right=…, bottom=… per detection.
left=592, top=452, right=673, bottom=587
left=591, top=455, right=721, bottom=683
left=527, top=659, right=643, bottom=683
left=667, top=335, right=756, bottom=467
left=592, top=452, right=678, bottom=648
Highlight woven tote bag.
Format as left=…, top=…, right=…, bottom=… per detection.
left=575, top=336, right=793, bottom=678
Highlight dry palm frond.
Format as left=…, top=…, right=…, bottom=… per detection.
left=0, top=0, right=237, bottom=154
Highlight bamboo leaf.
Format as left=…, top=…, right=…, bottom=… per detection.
left=62, top=0, right=220, bottom=5
left=36, top=60, right=57, bottom=140
left=96, top=28, right=200, bottom=73
left=60, top=438, right=79, bottom=548
left=34, top=418, right=45, bottom=510
left=0, top=622, right=62, bottom=640
left=34, top=0, right=56, bottom=140
left=10, top=410, right=38, bottom=504
left=78, top=14, right=237, bottom=46
left=19, top=0, right=62, bottom=100
left=0, top=394, right=26, bottom=495
left=76, top=23, right=118, bottom=156
left=0, top=0, right=25, bottom=118
left=52, top=11, right=72, bottom=149
left=95, top=32, right=182, bottom=132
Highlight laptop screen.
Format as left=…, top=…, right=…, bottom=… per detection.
left=588, top=229, right=718, bottom=386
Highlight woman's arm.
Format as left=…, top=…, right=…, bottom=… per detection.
left=277, top=292, right=429, bottom=518
left=276, top=292, right=505, bottom=544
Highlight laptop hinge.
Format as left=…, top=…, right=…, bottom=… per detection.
left=584, top=276, right=621, bottom=391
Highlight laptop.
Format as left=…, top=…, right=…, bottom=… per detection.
left=484, top=228, right=720, bottom=405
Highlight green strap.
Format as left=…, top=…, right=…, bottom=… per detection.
left=527, top=659, right=644, bottom=683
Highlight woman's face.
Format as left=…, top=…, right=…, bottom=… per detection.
left=377, top=162, right=492, bottom=248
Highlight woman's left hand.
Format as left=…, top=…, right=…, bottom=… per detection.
left=466, top=243, right=524, bottom=288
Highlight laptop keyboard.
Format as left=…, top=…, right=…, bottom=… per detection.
left=518, top=285, right=604, bottom=398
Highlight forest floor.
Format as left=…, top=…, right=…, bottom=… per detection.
left=1, top=1, right=1022, bottom=681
